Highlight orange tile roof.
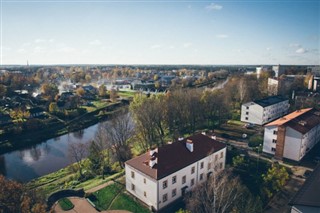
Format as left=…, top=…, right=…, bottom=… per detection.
left=265, top=108, right=313, bottom=126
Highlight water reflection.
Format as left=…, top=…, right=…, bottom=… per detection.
left=0, top=123, right=98, bottom=182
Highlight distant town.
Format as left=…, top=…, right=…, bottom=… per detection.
left=0, top=64, right=320, bottom=213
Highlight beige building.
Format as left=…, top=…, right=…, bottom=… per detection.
left=125, top=133, right=227, bottom=211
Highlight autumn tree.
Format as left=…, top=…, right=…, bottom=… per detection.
left=0, top=175, right=46, bottom=213
left=0, top=84, right=7, bottom=97
left=98, top=84, right=107, bottom=97
left=48, top=102, right=59, bottom=113
left=41, top=83, right=59, bottom=101
left=76, top=87, right=85, bottom=97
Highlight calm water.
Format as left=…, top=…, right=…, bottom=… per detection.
left=0, top=123, right=100, bottom=183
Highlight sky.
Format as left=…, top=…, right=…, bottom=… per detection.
left=0, top=0, right=319, bottom=65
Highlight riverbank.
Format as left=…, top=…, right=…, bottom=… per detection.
left=0, top=101, right=129, bottom=155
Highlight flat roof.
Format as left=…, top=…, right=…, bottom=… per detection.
left=290, top=165, right=320, bottom=208
left=265, top=108, right=312, bottom=127
left=254, top=95, right=288, bottom=107
left=125, top=134, right=226, bottom=180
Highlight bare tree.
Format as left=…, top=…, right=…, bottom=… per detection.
left=102, top=110, right=135, bottom=168
left=186, top=169, right=252, bottom=213
left=68, top=142, right=88, bottom=177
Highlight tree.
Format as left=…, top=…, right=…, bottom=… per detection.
left=0, top=175, right=46, bottom=213
left=110, top=89, right=118, bottom=102
left=98, top=85, right=107, bottom=97
left=41, top=83, right=59, bottom=101
left=185, top=169, right=261, bottom=213
left=262, top=163, right=289, bottom=198
left=49, top=102, right=59, bottom=113
left=76, top=87, right=85, bottom=97
left=0, top=84, right=7, bottom=98
left=68, top=143, right=88, bottom=178
left=102, top=110, right=134, bottom=168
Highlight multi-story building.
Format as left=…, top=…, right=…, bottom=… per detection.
left=263, top=108, right=320, bottom=161
left=241, top=95, right=289, bottom=125
left=125, top=133, right=227, bottom=211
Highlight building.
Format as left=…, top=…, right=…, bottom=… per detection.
left=241, top=95, right=289, bottom=125
left=263, top=108, right=320, bottom=161
left=290, top=164, right=320, bottom=213
left=125, top=133, right=227, bottom=211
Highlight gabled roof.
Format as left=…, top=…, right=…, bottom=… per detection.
left=265, top=108, right=312, bottom=127
left=125, top=134, right=226, bottom=180
left=265, top=108, right=320, bottom=134
left=290, top=165, right=320, bottom=208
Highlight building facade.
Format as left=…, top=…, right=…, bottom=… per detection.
left=125, top=134, right=227, bottom=211
left=241, top=95, right=289, bottom=125
left=263, top=108, right=320, bottom=161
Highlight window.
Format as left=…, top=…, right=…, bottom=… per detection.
left=220, top=152, right=224, bottom=159
left=131, top=184, right=135, bottom=191
left=246, top=106, right=249, bottom=110
left=273, top=130, right=278, bottom=135
left=191, top=166, right=195, bottom=174
left=182, top=175, right=186, bottom=184
left=220, top=162, right=223, bottom=169
left=246, top=112, right=249, bottom=115
left=200, top=173, right=204, bottom=181
left=172, top=189, right=176, bottom=197
left=144, top=178, right=146, bottom=184
left=215, top=155, right=218, bottom=162
left=144, top=191, right=147, bottom=197
left=272, top=139, right=277, bottom=143
left=271, top=147, right=276, bottom=152
left=163, top=194, right=168, bottom=202
left=163, top=180, right=168, bottom=189
left=131, top=171, right=135, bottom=179
left=200, top=162, right=204, bottom=169
left=172, top=176, right=177, bottom=184
left=208, top=162, right=211, bottom=170
left=245, top=117, right=248, bottom=120
left=191, top=178, right=195, bottom=186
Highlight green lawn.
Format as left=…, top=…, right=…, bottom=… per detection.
left=92, top=183, right=123, bottom=211
left=58, top=198, right=74, bottom=211
left=110, top=192, right=150, bottom=213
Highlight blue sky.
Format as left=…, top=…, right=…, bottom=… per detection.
left=0, top=0, right=319, bottom=65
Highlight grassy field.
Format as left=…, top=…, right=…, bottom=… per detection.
left=90, top=182, right=150, bottom=213
left=58, top=198, right=74, bottom=211
left=26, top=161, right=124, bottom=196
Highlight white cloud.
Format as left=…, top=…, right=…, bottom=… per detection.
left=58, top=46, right=76, bottom=53
left=216, top=34, right=229, bottom=39
left=290, top=43, right=301, bottom=48
left=17, top=48, right=26, bottom=53
left=150, top=44, right=162, bottom=49
left=48, top=39, right=55, bottom=43
left=206, top=3, right=223, bottom=11
left=34, top=39, right=46, bottom=43
left=296, top=48, right=308, bottom=54
left=266, top=47, right=272, bottom=51
left=89, top=39, right=102, bottom=45
left=33, top=46, right=45, bottom=53
left=169, top=45, right=175, bottom=49
left=183, top=43, right=192, bottom=48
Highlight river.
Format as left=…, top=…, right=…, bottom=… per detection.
left=0, top=123, right=100, bottom=183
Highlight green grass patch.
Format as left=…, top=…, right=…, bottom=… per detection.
left=110, top=192, right=150, bottom=213
left=92, top=183, right=124, bottom=211
left=227, top=120, right=245, bottom=126
left=58, top=198, right=74, bottom=211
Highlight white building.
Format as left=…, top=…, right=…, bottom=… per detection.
left=125, top=133, right=227, bottom=211
left=263, top=108, right=320, bottom=161
left=241, top=95, right=289, bottom=125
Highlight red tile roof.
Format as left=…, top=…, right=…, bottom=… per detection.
left=266, top=108, right=320, bottom=134
left=125, top=134, right=226, bottom=180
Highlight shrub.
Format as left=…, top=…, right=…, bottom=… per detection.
left=58, top=198, right=74, bottom=211
left=248, top=135, right=263, bottom=147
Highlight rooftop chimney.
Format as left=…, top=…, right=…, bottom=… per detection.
left=186, top=139, right=193, bottom=152
left=149, top=156, right=157, bottom=168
